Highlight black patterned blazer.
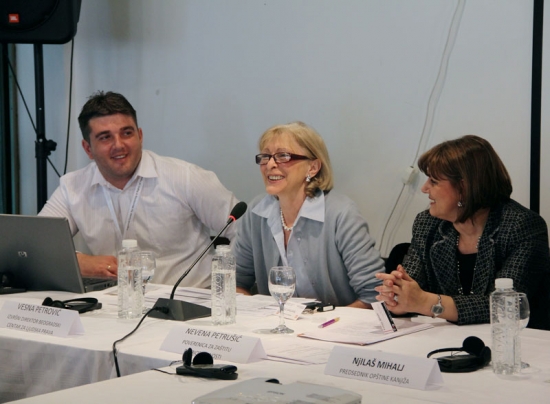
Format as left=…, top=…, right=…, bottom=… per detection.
left=403, top=199, right=550, bottom=330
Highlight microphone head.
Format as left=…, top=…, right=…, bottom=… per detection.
left=229, top=201, right=247, bottom=221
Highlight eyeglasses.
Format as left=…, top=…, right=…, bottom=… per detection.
left=255, top=152, right=311, bottom=165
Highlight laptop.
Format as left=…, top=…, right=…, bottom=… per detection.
left=0, top=214, right=117, bottom=293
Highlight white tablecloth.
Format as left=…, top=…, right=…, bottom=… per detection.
left=1, top=287, right=549, bottom=403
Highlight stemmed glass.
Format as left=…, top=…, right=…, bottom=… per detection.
left=516, top=293, right=530, bottom=371
left=268, top=266, right=296, bottom=334
left=138, top=251, right=156, bottom=294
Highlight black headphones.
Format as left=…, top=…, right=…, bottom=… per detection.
left=427, top=336, right=491, bottom=373
left=176, top=348, right=238, bottom=380
left=42, top=297, right=102, bottom=314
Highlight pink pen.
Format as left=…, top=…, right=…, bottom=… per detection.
left=318, top=317, right=340, bottom=328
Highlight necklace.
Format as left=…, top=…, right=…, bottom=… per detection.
left=456, top=234, right=481, bottom=295
left=280, top=209, right=293, bottom=232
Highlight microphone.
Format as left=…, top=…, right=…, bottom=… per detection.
left=149, top=202, right=247, bottom=322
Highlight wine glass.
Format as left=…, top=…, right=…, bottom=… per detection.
left=516, top=293, right=530, bottom=371
left=268, top=266, right=296, bottom=334
left=138, top=251, right=156, bottom=294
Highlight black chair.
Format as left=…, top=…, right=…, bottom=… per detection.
left=384, top=242, right=411, bottom=274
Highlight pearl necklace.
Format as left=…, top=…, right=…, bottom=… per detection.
left=456, top=234, right=481, bottom=295
left=280, top=209, right=293, bottom=232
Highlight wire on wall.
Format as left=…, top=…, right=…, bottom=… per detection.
left=378, top=0, right=466, bottom=256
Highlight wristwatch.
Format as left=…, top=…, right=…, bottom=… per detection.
left=431, top=294, right=444, bottom=318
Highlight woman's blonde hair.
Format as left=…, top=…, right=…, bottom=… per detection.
left=259, top=121, right=333, bottom=198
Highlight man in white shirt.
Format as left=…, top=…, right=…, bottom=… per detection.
left=39, top=91, right=238, bottom=288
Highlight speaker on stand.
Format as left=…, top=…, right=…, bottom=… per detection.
left=0, top=0, right=82, bottom=211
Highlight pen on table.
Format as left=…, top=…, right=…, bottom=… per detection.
left=318, top=317, right=340, bottom=328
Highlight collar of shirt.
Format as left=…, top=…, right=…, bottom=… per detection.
left=252, top=189, right=326, bottom=227
left=90, top=150, right=159, bottom=190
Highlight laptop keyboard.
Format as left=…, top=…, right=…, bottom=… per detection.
left=83, top=277, right=117, bottom=286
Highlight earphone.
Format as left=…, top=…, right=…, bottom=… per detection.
left=42, top=297, right=102, bottom=314
left=176, top=348, right=238, bottom=380
left=427, top=336, right=491, bottom=373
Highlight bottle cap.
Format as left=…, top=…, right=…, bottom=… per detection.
left=122, top=239, right=138, bottom=248
left=495, top=278, right=513, bottom=289
left=215, top=245, right=231, bottom=254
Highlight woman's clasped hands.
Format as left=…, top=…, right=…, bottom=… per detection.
left=375, top=265, right=426, bottom=315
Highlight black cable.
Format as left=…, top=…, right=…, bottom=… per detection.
left=8, top=53, right=64, bottom=178
left=64, top=39, right=75, bottom=175
left=47, top=157, right=61, bottom=177
left=112, top=307, right=158, bottom=378
left=7, top=58, right=37, bottom=133
left=152, top=368, right=177, bottom=375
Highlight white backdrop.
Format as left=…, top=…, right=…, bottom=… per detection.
left=15, top=0, right=536, bottom=256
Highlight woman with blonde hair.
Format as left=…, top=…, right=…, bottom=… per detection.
left=234, top=122, right=384, bottom=307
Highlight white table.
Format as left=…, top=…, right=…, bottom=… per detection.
left=1, top=288, right=549, bottom=404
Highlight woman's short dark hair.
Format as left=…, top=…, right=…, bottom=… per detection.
left=418, top=135, right=512, bottom=223
left=78, top=91, right=138, bottom=142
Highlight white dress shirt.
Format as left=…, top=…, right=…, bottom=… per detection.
left=39, top=150, right=238, bottom=287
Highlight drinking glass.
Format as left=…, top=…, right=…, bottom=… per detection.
left=268, top=266, right=296, bottom=334
left=138, top=251, right=156, bottom=294
left=517, top=293, right=530, bottom=371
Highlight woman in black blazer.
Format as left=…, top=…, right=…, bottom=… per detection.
left=376, top=135, right=550, bottom=330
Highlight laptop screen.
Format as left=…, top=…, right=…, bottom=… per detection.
left=0, top=214, right=116, bottom=293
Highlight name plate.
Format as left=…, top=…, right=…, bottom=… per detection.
left=325, top=345, right=443, bottom=390
left=160, top=325, right=267, bottom=363
left=0, top=301, right=84, bottom=337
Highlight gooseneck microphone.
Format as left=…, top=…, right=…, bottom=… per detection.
left=170, top=201, right=247, bottom=299
left=149, top=202, right=247, bottom=322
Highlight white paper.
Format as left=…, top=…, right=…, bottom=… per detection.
left=298, top=316, right=432, bottom=345
left=262, top=339, right=332, bottom=365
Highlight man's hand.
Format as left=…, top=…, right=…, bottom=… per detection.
left=76, top=253, right=117, bottom=278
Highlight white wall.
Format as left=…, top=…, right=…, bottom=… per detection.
left=16, top=0, right=535, bottom=255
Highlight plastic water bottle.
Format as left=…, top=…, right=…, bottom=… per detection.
left=211, top=245, right=236, bottom=325
left=117, top=239, right=143, bottom=319
left=490, top=278, right=519, bottom=374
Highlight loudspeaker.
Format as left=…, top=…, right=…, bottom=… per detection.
left=0, top=0, right=82, bottom=44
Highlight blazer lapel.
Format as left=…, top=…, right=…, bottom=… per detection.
left=472, top=209, right=500, bottom=294
left=430, top=222, right=459, bottom=294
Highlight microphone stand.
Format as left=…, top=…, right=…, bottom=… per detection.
left=148, top=218, right=236, bottom=322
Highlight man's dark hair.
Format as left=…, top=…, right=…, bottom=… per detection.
left=78, top=91, right=138, bottom=142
